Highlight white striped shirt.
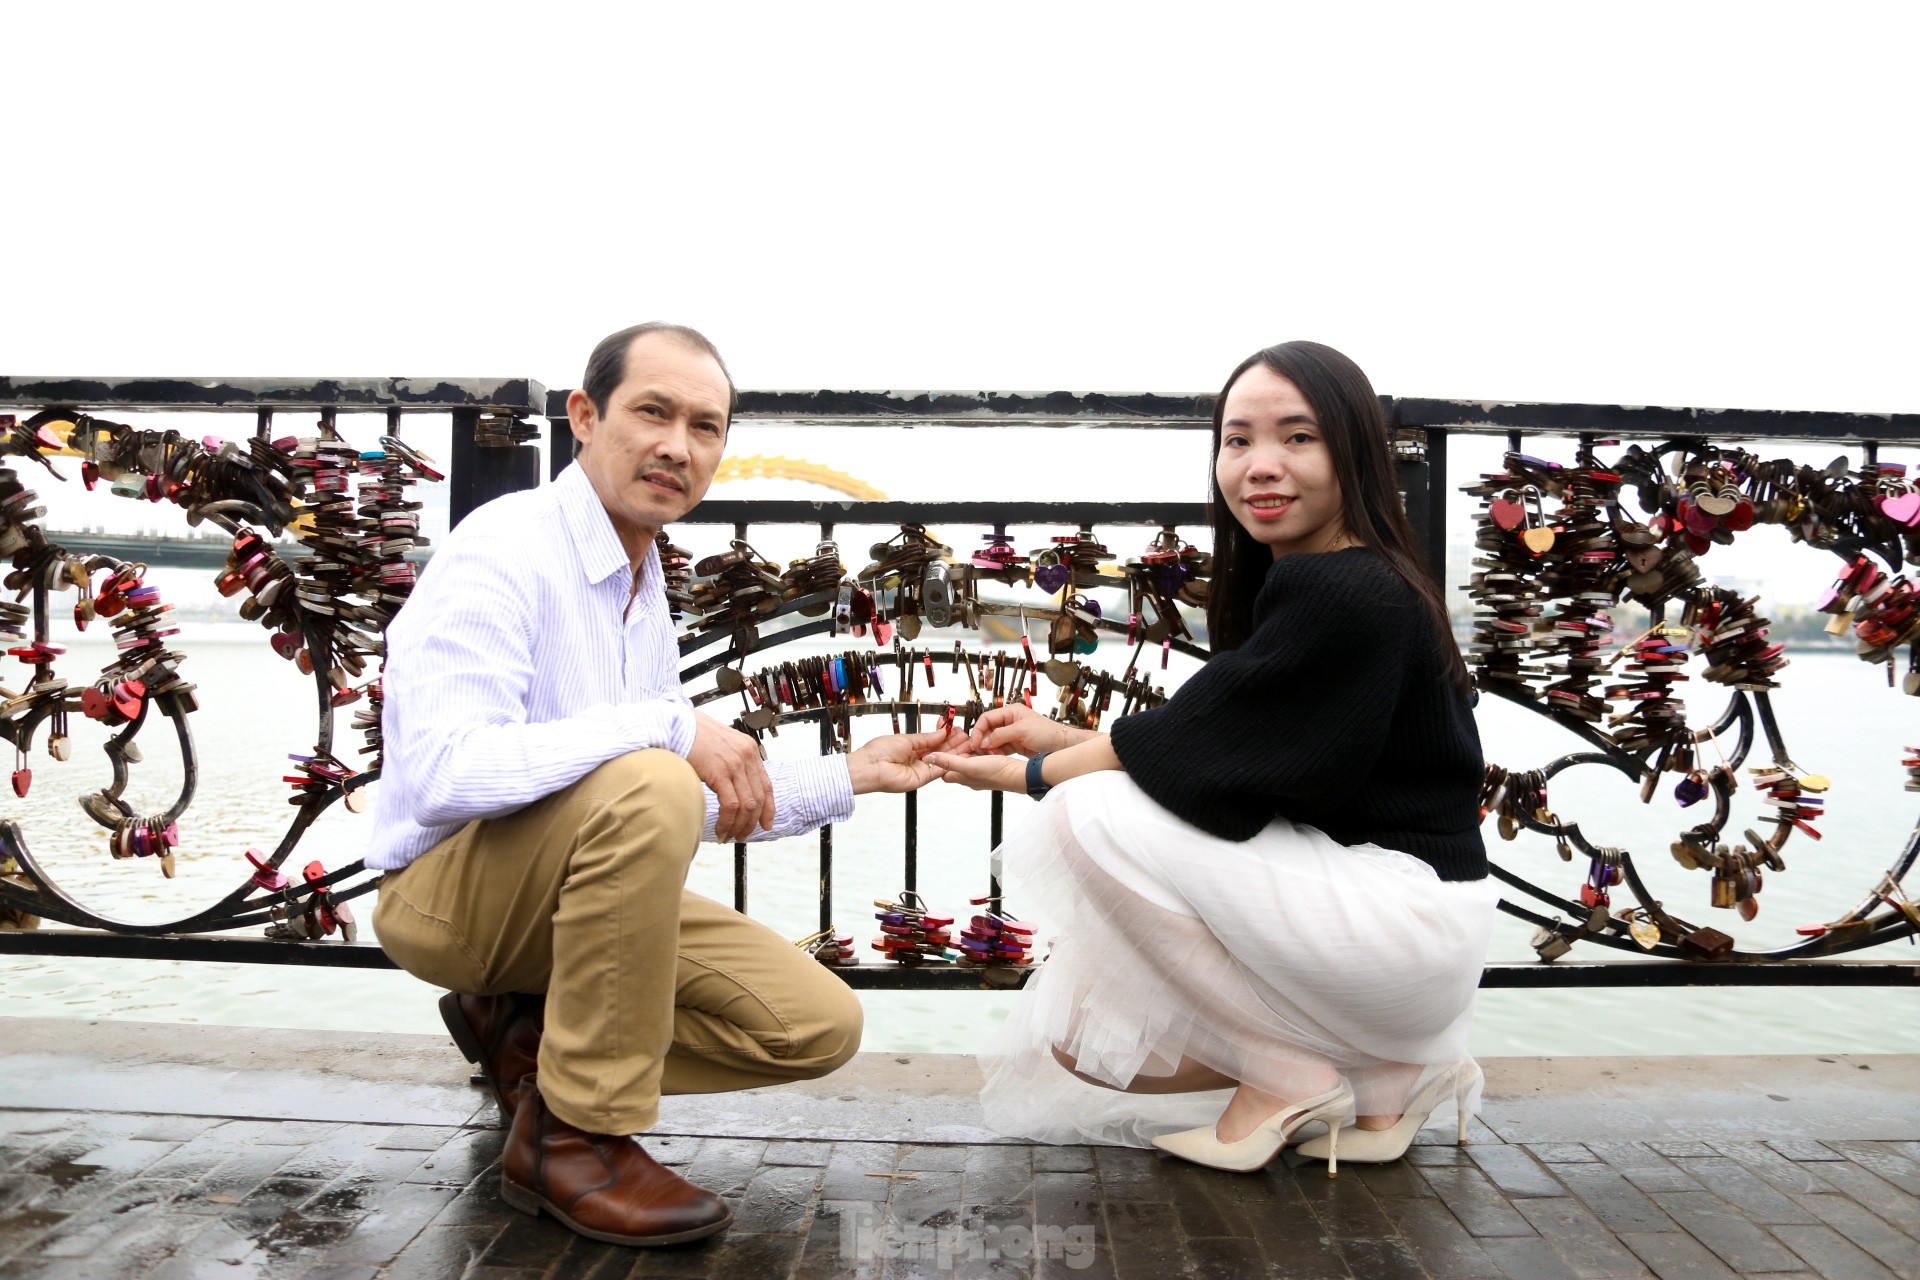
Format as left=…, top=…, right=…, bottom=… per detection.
left=366, top=462, right=853, bottom=871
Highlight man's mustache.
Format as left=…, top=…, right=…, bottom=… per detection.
left=635, top=468, right=689, bottom=493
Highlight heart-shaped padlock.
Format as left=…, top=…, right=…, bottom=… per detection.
left=1625, top=545, right=1663, bottom=574
left=112, top=679, right=146, bottom=721
left=1034, top=562, right=1070, bottom=594
left=1881, top=491, right=1920, bottom=527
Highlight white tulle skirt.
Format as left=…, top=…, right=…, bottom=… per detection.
left=979, top=771, right=1501, bottom=1148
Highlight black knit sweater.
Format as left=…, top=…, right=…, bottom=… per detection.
left=1109, top=547, right=1488, bottom=882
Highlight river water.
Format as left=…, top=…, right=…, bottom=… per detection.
left=0, top=610, right=1915, bottom=1060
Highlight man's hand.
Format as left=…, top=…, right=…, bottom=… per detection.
left=847, top=727, right=970, bottom=795
left=688, top=712, right=775, bottom=842
left=967, top=703, right=1098, bottom=758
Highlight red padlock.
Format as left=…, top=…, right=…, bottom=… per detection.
left=112, top=680, right=146, bottom=721
left=302, top=861, right=337, bottom=936
left=245, top=848, right=289, bottom=892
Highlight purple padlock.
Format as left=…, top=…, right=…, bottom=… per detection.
left=1034, top=562, right=1070, bottom=594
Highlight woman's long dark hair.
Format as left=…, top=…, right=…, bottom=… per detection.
left=1204, top=340, right=1470, bottom=694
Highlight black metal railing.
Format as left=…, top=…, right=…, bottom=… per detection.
left=0, top=378, right=1914, bottom=992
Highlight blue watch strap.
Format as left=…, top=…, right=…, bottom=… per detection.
left=1026, top=751, right=1053, bottom=800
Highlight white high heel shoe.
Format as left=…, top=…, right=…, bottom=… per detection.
left=1295, top=1059, right=1481, bottom=1164
left=1150, top=1080, right=1355, bottom=1176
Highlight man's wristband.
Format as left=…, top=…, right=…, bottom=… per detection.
left=1026, top=751, right=1053, bottom=800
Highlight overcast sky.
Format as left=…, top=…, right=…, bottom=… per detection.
left=5, top=3, right=1916, bottom=604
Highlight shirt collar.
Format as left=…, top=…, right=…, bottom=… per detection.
left=555, top=462, right=638, bottom=586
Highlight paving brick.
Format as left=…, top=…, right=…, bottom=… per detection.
left=731, top=1163, right=821, bottom=1235
left=1802, top=1161, right=1920, bottom=1235
left=1771, top=1222, right=1900, bottom=1280
left=1769, top=1139, right=1848, bottom=1162
left=473, top=1206, right=580, bottom=1270
left=896, top=1142, right=971, bottom=1172
left=1668, top=1157, right=1823, bottom=1224
left=404, top=1126, right=506, bottom=1186
left=1184, top=1234, right=1264, bottom=1280
left=1350, top=1157, right=1439, bottom=1198
left=1512, top=1192, right=1656, bottom=1278
left=1468, top=1143, right=1571, bottom=1198
left=294, top=1264, right=381, bottom=1280
left=1792, top=1192, right=1920, bottom=1277
left=214, top=1119, right=339, bottom=1147
left=1649, top=1190, right=1806, bottom=1274
left=1377, top=1194, right=1506, bottom=1277
left=130, top=1115, right=222, bottom=1143
left=1825, top=1142, right=1920, bottom=1198
left=816, top=1142, right=898, bottom=1201
left=643, top=1134, right=704, bottom=1167
left=794, top=1199, right=886, bottom=1280
left=1585, top=1143, right=1704, bottom=1196
left=1553, top=1165, right=1681, bottom=1234
left=887, top=1169, right=965, bottom=1231
left=1090, top=1147, right=1171, bottom=1203
left=27, top=1177, right=189, bottom=1258
left=320, top=1182, right=460, bottom=1264
left=1618, top=1229, right=1741, bottom=1280
left=1482, top=1233, right=1587, bottom=1280
left=681, top=1139, right=768, bottom=1199
left=24, top=1137, right=181, bottom=1216
left=1531, top=1143, right=1602, bottom=1163
left=963, top=1145, right=1032, bottom=1207
left=1154, top=1159, right=1247, bottom=1240
left=379, top=1224, right=509, bottom=1280
left=1030, top=1145, right=1093, bottom=1173
left=1102, top=1200, right=1191, bottom=1280
left=1420, top=1164, right=1540, bottom=1237
left=1646, top=1141, right=1719, bottom=1160
left=175, top=1143, right=298, bottom=1215
left=704, top=1230, right=806, bottom=1279
left=763, top=1139, right=833, bottom=1167
left=375, top=1125, right=462, bottom=1152
left=1408, top=1142, right=1474, bottom=1166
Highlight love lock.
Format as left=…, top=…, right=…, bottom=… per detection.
left=922, top=561, right=953, bottom=627
left=112, top=679, right=146, bottom=721
left=245, top=847, right=289, bottom=893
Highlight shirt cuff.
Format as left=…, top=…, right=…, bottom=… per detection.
left=784, top=753, right=855, bottom=828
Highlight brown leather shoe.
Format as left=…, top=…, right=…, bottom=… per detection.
left=439, top=991, right=544, bottom=1120
left=499, top=1076, right=731, bottom=1247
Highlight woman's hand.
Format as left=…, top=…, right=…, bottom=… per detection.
left=968, top=704, right=1098, bottom=758
left=931, top=731, right=1126, bottom=795
left=923, top=750, right=1027, bottom=793
left=846, top=727, right=969, bottom=794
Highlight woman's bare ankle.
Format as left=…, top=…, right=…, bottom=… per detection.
left=1355, top=1112, right=1403, bottom=1132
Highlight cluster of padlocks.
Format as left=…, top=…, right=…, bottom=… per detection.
left=0, top=409, right=442, bottom=937
left=1466, top=439, right=1920, bottom=960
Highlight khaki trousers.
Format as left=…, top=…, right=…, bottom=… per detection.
left=372, top=748, right=863, bottom=1135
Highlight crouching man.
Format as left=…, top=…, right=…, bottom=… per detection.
left=367, top=323, right=954, bottom=1247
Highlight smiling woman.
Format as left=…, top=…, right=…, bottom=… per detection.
left=923, top=340, right=1500, bottom=1176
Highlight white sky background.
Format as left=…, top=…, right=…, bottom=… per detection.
left=4, top=2, right=1918, bottom=606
